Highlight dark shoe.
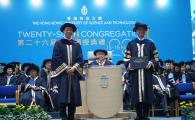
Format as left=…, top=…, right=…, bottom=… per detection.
left=61, top=117, right=68, bottom=120
left=68, top=118, right=74, bottom=120
left=165, top=111, right=170, bottom=117
left=143, top=117, right=150, bottom=120
left=134, top=117, right=141, bottom=120
left=68, top=115, right=75, bottom=120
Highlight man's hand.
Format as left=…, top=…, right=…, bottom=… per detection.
left=153, top=85, right=161, bottom=91
left=67, top=67, right=76, bottom=75
left=128, top=63, right=134, bottom=70
left=30, top=86, right=39, bottom=91
left=29, top=85, right=35, bottom=89
left=65, top=67, right=71, bottom=72
left=53, top=89, right=58, bottom=93
left=123, top=80, right=129, bottom=85
left=146, top=61, right=152, bottom=69
left=176, top=79, right=180, bottom=83
left=34, top=87, right=40, bottom=91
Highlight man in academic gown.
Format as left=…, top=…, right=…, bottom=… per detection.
left=0, top=63, right=6, bottom=78
left=90, top=49, right=113, bottom=66
left=153, top=66, right=169, bottom=116
left=13, top=63, right=31, bottom=86
left=190, top=60, right=195, bottom=73
left=173, top=63, right=182, bottom=83
left=124, top=22, right=159, bottom=120
left=40, top=59, right=59, bottom=111
left=20, top=64, right=47, bottom=108
left=0, top=64, right=17, bottom=86
left=51, top=23, right=83, bottom=120
left=40, top=59, right=52, bottom=90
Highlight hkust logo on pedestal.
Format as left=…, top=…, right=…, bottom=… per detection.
left=81, top=6, right=87, bottom=16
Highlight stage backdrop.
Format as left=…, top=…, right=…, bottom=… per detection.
left=191, top=0, right=195, bottom=59
left=0, top=0, right=193, bottom=65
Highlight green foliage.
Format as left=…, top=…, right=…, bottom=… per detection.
left=0, top=104, right=51, bottom=120
left=179, top=101, right=195, bottom=120
left=187, top=110, right=195, bottom=120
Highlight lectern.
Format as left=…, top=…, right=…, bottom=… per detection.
left=86, top=66, right=122, bottom=118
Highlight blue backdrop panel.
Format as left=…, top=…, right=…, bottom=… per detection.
left=191, top=0, right=195, bottom=59
left=0, top=0, right=193, bottom=65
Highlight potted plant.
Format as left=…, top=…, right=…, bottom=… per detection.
left=0, top=104, right=51, bottom=120
left=179, top=101, right=195, bottom=120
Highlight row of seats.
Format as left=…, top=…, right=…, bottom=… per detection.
left=151, top=82, right=195, bottom=116
left=1, top=83, right=195, bottom=110
left=0, top=85, right=21, bottom=105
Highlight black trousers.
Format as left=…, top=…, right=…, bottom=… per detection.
left=59, top=103, right=76, bottom=120
left=135, top=102, right=150, bottom=120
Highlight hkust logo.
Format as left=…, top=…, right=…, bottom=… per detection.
left=81, top=6, right=87, bottom=16
left=66, top=5, right=102, bottom=21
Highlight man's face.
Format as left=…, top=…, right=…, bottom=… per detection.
left=6, top=68, right=13, bottom=75
left=171, top=63, right=174, bottom=70
left=136, top=27, right=146, bottom=38
left=186, top=64, right=190, bottom=70
left=29, top=69, right=38, bottom=78
left=64, top=27, right=73, bottom=39
left=181, top=66, right=186, bottom=72
left=175, top=66, right=180, bottom=72
left=165, top=63, right=171, bottom=70
left=45, top=61, right=51, bottom=70
left=157, top=69, right=163, bottom=75
left=96, top=52, right=106, bottom=61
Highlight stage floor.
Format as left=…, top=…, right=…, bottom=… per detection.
left=51, top=117, right=181, bottom=120
left=49, top=112, right=182, bottom=120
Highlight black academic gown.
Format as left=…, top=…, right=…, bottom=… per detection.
left=14, top=72, right=29, bottom=85
left=0, top=75, right=18, bottom=98
left=173, top=71, right=182, bottom=82
left=40, top=68, right=58, bottom=111
left=51, top=39, right=83, bottom=106
left=20, top=77, right=46, bottom=108
left=153, top=75, right=167, bottom=88
left=124, top=38, right=159, bottom=105
left=185, top=71, right=195, bottom=83
left=0, top=75, right=17, bottom=86
left=40, top=68, right=52, bottom=90
left=40, top=69, right=48, bottom=82
left=153, top=75, right=167, bottom=106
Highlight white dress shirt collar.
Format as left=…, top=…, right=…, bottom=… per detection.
left=137, top=36, right=145, bottom=41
